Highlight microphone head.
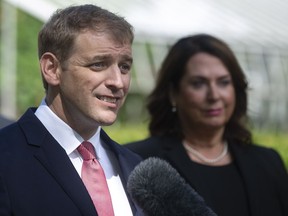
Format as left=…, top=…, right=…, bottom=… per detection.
left=127, top=157, right=217, bottom=216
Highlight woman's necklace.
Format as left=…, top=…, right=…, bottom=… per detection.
left=183, top=141, right=228, bottom=164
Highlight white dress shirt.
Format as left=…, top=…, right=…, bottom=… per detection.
left=35, top=99, right=133, bottom=216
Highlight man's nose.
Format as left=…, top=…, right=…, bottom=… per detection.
left=105, top=66, right=125, bottom=89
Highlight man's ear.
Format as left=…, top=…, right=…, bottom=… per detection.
left=40, top=52, right=61, bottom=86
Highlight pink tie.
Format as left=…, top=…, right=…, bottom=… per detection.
left=77, top=141, right=114, bottom=216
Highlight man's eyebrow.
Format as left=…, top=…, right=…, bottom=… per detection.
left=122, top=55, right=133, bottom=64
left=89, top=54, right=133, bottom=63
left=90, top=54, right=111, bottom=61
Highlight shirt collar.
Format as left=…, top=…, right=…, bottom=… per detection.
left=35, top=99, right=101, bottom=156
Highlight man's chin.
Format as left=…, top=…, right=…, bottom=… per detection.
left=98, top=116, right=118, bottom=126
left=101, top=121, right=116, bottom=126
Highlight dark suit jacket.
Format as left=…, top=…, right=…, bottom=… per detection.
left=0, top=108, right=143, bottom=216
left=125, top=136, right=288, bottom=216
left=0, top=115, right=14, bottom=129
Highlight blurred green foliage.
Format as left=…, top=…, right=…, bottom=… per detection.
left=16, top=9, right=44, bottom=114
left=253, top=130, right=288, bottom=169
left=103, top=122, right=149, bottom=144
left=0, top=2, right=44, bottom=117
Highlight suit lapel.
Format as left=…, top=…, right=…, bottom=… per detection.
left=19, top=109, right=97, bottom=216
left=100, top=129, right=143, bottom=215
left=163, top=138, right=201, bottom=189
left=229, top=143, right=263, bottom=216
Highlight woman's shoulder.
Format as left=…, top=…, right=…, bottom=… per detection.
left=232, top=141, right=287, bottom=171
left=234, top=142, right=281, bottom=157
left=125, top=136, right=163, bottom=152
left=124, top=136, right=179, bottom=159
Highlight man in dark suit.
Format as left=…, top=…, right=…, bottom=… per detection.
left=0, top=4, right=143, bottom=216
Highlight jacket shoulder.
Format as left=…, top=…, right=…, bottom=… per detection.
left=233, top=142, right=288, bottom=174
left=124, top=136, right=176, bottom=159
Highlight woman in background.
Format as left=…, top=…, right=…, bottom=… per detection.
left=125, top=34, right=288, bottom=216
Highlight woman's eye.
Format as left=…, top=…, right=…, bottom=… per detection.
left=189, top=80, right=205, bottom=88
left=218, top=79, right=232, bottom=87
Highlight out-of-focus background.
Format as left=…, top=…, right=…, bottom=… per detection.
left=1, top=0, right=288, bottom=166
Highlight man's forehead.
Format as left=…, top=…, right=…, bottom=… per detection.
left=76, top=29, right=132, bottom=45
left=75, top=31, right=130, bottom=47
left=71, top=32, right=131, bottom=57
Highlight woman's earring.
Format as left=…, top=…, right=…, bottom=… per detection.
left=171, top=106, right=177, bottom=112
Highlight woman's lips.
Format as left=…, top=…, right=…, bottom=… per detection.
left=205, top=108, right=222, bottom=116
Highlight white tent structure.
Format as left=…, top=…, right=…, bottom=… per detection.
left=1, top=0, right=288, bottom=129
left=3, top=0, right=288, bottom=45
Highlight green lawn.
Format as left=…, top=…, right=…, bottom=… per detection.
left=104, top=123, right=288, bottom=169
left=253, top=130, right=288, bottom=169
left=103, top=122, right=149, bottom=144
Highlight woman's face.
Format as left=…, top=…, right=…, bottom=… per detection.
left=172, top=52, right=235, bottom=131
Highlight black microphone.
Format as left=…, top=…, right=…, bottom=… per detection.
left=127, top=157, right=217, bottom=216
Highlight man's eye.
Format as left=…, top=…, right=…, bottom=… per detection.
left=90, top=62, right=106, bottom=70
left=94, top=62, right=105, bottom=68
left=119, top=63, right=131, bottom=74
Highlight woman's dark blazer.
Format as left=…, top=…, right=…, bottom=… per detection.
left=125, top=136, right=288, bottom=216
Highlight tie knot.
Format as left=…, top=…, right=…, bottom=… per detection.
left=77, top=141, right=97, bottom=160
